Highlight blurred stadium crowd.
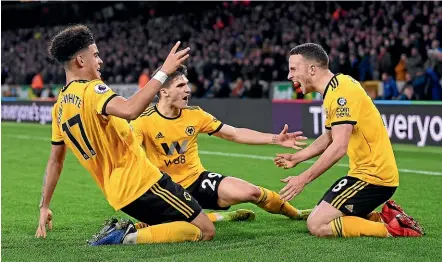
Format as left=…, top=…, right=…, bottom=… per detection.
left=2, top=1, right=442, bottom=100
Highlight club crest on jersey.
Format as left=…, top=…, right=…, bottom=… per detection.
left=184, top=192, right=192, bottom=201
left=185, top=126, right=195, bottom=136
left=94, top=84, right=110, bottom=94
left=337, top=97, right=347, bottom=106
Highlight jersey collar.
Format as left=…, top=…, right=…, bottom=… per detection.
left=154, top=105, right=182, bottom=120
left=61, top=79, right=90, bottom=92
left=322, top=73, right=341, bottom=100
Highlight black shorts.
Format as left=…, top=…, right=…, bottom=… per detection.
left=318, top=176, right=397, bottom=218
left=186, top=171, right=229, bottom=210
left=121, top=173, right=202, bottom=226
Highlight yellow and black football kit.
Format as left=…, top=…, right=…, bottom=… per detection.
left=51, top=80, right=201, bottom=224
left=319, top=73, right=398, bottom=217
left=131, top=105, right=229, bottom=209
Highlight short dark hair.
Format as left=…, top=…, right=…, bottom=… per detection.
left=48, top=25, right=95, bottom=64
left=289, top=43, right=329, bottom=68
left=154, top=64, right=188, bottom=98
left=153, top=64, right=188, bottom=87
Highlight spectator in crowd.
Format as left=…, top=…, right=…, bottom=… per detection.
left=381, top=73, right=399, bottom=100
left=138, top=68, right=150, bottom=89
left=31, top=72, right=44, bottom=98
left=406, top=48, right=424, bottom=80
left=398, top=84, right=416, bottom=100
left=1, top=1, right=441, bottom=100
left=395, top=54, right=407, bottom=92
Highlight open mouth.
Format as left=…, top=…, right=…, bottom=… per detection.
left=293, top=81, right=301, bottom=88
left=183, top=95, right=189, bottom=101
left=97, top=68, right=101, bottom=75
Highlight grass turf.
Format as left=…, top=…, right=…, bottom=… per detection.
left=2, top=122, right=441, bottom=262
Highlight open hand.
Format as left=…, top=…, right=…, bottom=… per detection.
left=275, top=124, right=307, bottom=150
left=279, top=176, right=307, bottom=201
left=161, top=41, right=190, bottom=76
left=274, top=153, right=298, bottom=169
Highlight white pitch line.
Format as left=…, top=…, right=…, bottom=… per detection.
left=3, top=134, right=441, bottom=176
left=199, top=151, right=442, bottom=176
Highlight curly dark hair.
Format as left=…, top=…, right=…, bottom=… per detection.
left=290, top=43, right=329, bottom=69
left=48, top=25, right=95, bottom=64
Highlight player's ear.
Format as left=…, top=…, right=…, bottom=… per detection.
left=160, top=88, right=169, bottom=97
left=75, top=55, right=84, bottom=68
left=309, top=64, right=316, bottom=76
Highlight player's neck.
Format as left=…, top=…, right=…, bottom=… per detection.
left=312, top=70, right=336, bottom=96
left=65, top=70, right=91, bottom=85
left=156, top=101, right=180, bottom=118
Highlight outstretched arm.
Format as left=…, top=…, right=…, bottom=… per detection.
left=105, top=42, right=190, bottom=120
left=214, top=124, right=307, bottom=149
left=279, top=124, right=352, bottom=201
left=35, top=144, right=67, bottom=238
left=274, top=129, right=332, bottom=169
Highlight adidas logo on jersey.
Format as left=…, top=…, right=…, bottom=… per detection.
left=345, top=204, right=354, bottom=213
left=155, top=132, right=165, bottom=139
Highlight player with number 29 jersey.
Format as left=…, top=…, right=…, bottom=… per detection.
left=130, top=65, right=313, bottom=222
left=131, top=105, right=222, bottom=189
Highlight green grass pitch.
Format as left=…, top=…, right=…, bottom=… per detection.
left=2, top=122, right=442, bottom=262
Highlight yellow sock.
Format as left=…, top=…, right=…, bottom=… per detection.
left=256, top=187, right=300, bottom=218
left=127, top=221, right=202, bottom=244
left=366, top=212, right=383, bottom=223
left=134, top=222, right=149, bottom=229
left=330, top=216, right=388, bottom=238
left=206, top=213, right=220, bottom=222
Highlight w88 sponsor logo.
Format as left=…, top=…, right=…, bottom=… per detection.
left=164, top=155, right=186, bottom=167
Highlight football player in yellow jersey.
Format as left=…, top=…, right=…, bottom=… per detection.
left=130, top=65, right=313, bottom=225
left=274, top=43, right=424, bottom=238
left=35, top=25, right=218, bottom=246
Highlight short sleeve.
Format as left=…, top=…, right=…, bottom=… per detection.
left=51, top=105, right=64, bottom=145
left=89, top=81, right=118, bottom=115
left=328, top=92, right=360, bottom=127
left=197, top=108, right=223, bottom=135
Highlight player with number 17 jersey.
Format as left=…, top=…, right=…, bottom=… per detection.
left=51, top=79, right=162, bottom=210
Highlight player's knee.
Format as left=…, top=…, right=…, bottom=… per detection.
left=307, top=216, right=322, bottom=237
left=248, top=186, right=262, bottom=202
left=201, top=223, right=216, bottom=241
left=307, top=217, right=333, bottom=237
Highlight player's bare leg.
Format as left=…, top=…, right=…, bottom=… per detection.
left=189, top=211, right=216, bottom=241
left=307, top=201, right=424, bottom=238
left=306, top=201, right=344, bottom=237
left=216, top=177, right=312, bottom=220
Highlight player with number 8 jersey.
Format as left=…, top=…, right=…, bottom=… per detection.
left=274, top=43, right=424, bottom=239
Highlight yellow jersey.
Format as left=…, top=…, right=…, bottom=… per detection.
left=323, top=74, right=399, bottom=187
left=51, top=79, right=162, bottom=210
left=130, top=105, right=223, bottom=188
